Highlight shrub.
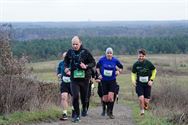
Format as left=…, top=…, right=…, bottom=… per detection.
left=0, top=24, right=60, bottom=114
left=151, top=83, right=188, bottom=124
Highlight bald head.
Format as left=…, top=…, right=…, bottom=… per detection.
left=72, top=36, right=82, bottom=51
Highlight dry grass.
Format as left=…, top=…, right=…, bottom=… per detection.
left=151, top=81, right=188, bottom=124
left=0, top=75, right=60, bottom=114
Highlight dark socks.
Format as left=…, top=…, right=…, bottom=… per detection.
left=102, top=101, right=107, bottom=112
left=101, top=101, right=107, bottom=116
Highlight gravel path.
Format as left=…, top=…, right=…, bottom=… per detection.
left=33, top=104, right=135, bottom=125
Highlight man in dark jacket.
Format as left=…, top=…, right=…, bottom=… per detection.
left=64, top=36, right=96, bottom=123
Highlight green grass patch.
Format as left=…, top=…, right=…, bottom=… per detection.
left=0, top=106, right=62, bottom=125
left=126, top=101, right=173, bottom=125
left=34, top=72, right=58, bottom=82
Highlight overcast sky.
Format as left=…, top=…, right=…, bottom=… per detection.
left=0, top=0, right=187, bottom=22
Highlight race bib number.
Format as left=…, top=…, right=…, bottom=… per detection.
left=139, top=76, right=149, bottom=83
left=103, top=69, right=113, bottom=77
left=62, top=76, right=71, bottom=83
left=73, top=70, right=85, bottom=78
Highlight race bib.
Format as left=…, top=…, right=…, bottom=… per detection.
left=139, top=76, right=149, bottom=83
left=73, top=70, right=85, bottom=78
left=103, top=69, right=113, bottom=77
left=62, top=76, right=71, bottom=83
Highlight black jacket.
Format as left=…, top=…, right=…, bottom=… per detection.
left=64, top=46, right=96, bottom=80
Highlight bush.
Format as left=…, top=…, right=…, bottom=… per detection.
left=0, top=76, right=38, bottom=113
left=0, top=76, right=60, bottom=114
left=0, top=24, right=60, bottom=114
left=151, top=83, right=188, bottom=124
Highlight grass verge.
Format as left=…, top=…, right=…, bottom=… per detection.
left=126, top=101, right=173, bottom=125
left=0, top=106, right=62, bottom=125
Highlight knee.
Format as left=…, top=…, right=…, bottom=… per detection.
left=61, top=93, right=68, bottom=101
left=102, top=95, right=108, bottom=102
left=138, top=95, right=144, bottom=101
left=108, top=92, right=114, bottom=102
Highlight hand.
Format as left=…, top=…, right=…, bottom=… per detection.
left=57, top=74, right=61, bottom=77
left=80, top=62, right=87, bottom=69
left=115, top=71, right=120, bottom=76
left=57, top=74, right=62, bottom=81
left=148, top=80, right=153, bottom=86
left=132, top=81, right=136, bottom=87
left=57, top=74, right=61, bottom=78
left=64, top=68, right=71, bottom=75
left=98, top=75, right=102, bottom=80
left=95, top=79, right=101, bottom=83
left=66, top=71, right=71, bottom=76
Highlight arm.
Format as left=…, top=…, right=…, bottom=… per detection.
left=91, top=68, right=96, bottom=78
left=131, top=63, right=137, bottom=86
left=57, top=62, right=61, bottom=75
left=80, top=50, right=96, bottom=69
left=57, top=62, right=63, bottom=80
left=131, top=72, right=137, bottom=86
left=148, top=62, right=157, bottom=86
left=86, top=50, right=96, bottom=69
left=96, top=61, right=102, bottom=80
left=116, top=59, right=123, bottom=75
left=64, top=49, right=71, bottom=75
left=150, top=69, right=157, bottom=81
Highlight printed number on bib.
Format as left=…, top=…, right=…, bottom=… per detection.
left=62, top=76, right=71, bottom=83
left=139, top=76, right=149, bottom=83
left=73, top=70, right=85, bottom=78
left=104, top=69, right=113, bottom=77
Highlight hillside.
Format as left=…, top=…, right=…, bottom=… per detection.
left=2, top=20, right=187, bottom=41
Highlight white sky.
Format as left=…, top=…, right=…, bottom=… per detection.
left=0, top=0, right=188, bottom=22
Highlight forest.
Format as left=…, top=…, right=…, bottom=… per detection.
left=5, top=21, right=188, bottom=61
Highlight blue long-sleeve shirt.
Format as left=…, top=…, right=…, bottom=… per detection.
left=96, top=56, right=123, bottom=81
left=57, top=60, right=66, bottom=79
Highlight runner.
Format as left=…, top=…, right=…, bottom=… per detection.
left=131, top=49, right=157, bottom=115
left=64, top=36, right=96, bottom=122
left=96, top=47, right=123, bottom=119
left=57, top=52, right=72, bottom=120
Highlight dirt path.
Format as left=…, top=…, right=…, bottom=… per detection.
left=34, top=104, right=135, bottom=125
